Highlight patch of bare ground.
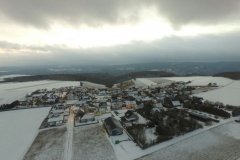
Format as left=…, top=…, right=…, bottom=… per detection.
left=72, top=125, right=117, bottom=160
left=23, top=127, right=67, bottom=160
left=137, top=122, right=240, bottom=160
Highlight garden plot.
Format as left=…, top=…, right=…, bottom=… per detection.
left=138, top=121, right=240, bottom=160
left=0, top=107, right=50, bottom=160
left=72, top=125, right=117, bottom=160
left=23, top=127, right=67, bottom=160
left=194, top=81, right=240, bottom=106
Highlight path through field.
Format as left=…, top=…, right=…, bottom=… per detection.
left=65, top=114, right=74, bottom=160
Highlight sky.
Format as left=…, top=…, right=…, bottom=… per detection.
left=0, top=0, right=240, bottom=66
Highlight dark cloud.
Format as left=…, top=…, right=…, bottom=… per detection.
left=0, top=0, right=239, bottom=28
left=1, top=31, right=240, bottom=66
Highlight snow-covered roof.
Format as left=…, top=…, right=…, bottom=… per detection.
left=81, top=114, right=94, bottom=120
left=52, top=109, right=64, bottom=114
left=153, top=103, right=163, bottom=108
left=47, top=116, right=63, bottom=123
left=172, top=101, right=181, bottom=107
left=66, top=100, right=78, bottom=105
left=125, top=101, right=136, bottom=105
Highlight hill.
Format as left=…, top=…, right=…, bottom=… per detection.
left=1, top=71, right=176, bottom=88
left=213, top=71, right=240, bottom=80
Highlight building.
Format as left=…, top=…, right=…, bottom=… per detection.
left=103, top=117, right=123, bottom=136
left=171, top=100, right=181, bottom=107
left=125, top=110, right=139, bottom=121
left=80, top=114, right=95, bottom=122
left=125, top=101, right=137, bottom=109
left=111, top=102, right=123, bottom=110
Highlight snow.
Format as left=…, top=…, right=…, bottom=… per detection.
left=136, top=78, right=157, bottom=86
left=82, top=81, right=105, bottom=88
left=0, top=80, right=80, bottom=104
left=194, top=81, right=240, bottom=106
left=109, top=116, right=236, bottom=160
left=24, top=127, right=67, bottom=160
left=145, top=127, right=157, bottom=143
left=65, top=114, right=74, bottom=160
left=72, top=125, right=117, bottom=160
left=186, top=77, right=233, bottom=86
left=0, top=107, right=51, bottom=160
left=138, top=121, right=240, bottom=160
left=0, top=74, right=29, bottom=81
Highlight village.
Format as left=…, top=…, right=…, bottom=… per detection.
left=3, top=79, right=239, bottom=153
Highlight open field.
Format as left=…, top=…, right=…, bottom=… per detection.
left=23, top=127, right=67, bottom=160
left=0, top=80, right=80, bottom=104
left=0, top=107, right=50, bottom=160
left=0, top=74, right=29, bottom=81
left=137, top=121, right=240, bottom=160
left=186, top=77, right=233, bottom=86
left=195, top=81, right=240, bottom=106
left=136, top=78, right=157, bottom=86
left=82, top=81, right=106, bottom=88
left=72, top=125, right=117, bottom=160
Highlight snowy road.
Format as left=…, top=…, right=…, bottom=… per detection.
left=65, top=114, right=74, bottom=160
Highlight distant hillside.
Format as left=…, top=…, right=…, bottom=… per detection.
left=213, top=71, right=240, bottom=80
left=2, top=71, right=176, bottom=88
left=113, top=71, right=176, bottom=83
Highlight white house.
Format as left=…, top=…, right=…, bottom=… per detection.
left=81, top=114, right=95, bottom=122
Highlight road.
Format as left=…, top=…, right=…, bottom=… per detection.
left=64, top=114, right=74, bottom=160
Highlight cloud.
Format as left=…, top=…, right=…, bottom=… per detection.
left=0, top=0, right=240, bottom=29
left=0, top=30, right=240, bottom=66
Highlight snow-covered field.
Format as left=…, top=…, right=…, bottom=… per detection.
left=0, top=107, right=51, bottom=160
left=195, top=81, right=240, bottom=106
left=137, top=76, right=233, bottom=87
left=72, top=125, right=117, bottom=160
left=24, top=127, right=67, bottom=160
left=0, top=74, right=29, bottom=81
left=138, top=121, right=240, bottom=160
left=0, top=80, right=81, bottom=104
left=82, top=81, right=106, bottom=88
left=136, top=78, right=157, bottom=86
left=186, top=77, right=233, bottom=86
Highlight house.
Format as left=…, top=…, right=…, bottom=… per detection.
left=76, top=100, right=87, bottom=107
left=151, top=108, right=161, bottom=115
left=125, top=101, right=137, bottom=109
left=103, top=117, right=123, bottom=136
left=141, top=96, right=152, bottom=103
left=55, top=103, right=67, bottom=110
left=51, top=109, right=65, bottom=116
left=127, top=91, right=138, bottom=96
left=153, top=103, right=163, bottom=109
left=111, top=102, right=123, bottom=110
left=47, top=116, right=64, bottom=126
left=189, top=112, right=211, bottom=122
left=66, top=100, right=78, bottom=107
left=171, top=100, right=181, bottom=107
left=135, top=102, right=144, bottom=109
left=80, top=114, right=95, bottom=123
left=95, top=107, right=106, bottom=116
left=125, top=110, right=139, bottom=121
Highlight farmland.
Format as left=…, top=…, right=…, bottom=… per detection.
left=0, top=107, right=50, bottom=160
left=23, top=127, right=67, bottom=160
left=72, top=125, right=117, bottom=160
